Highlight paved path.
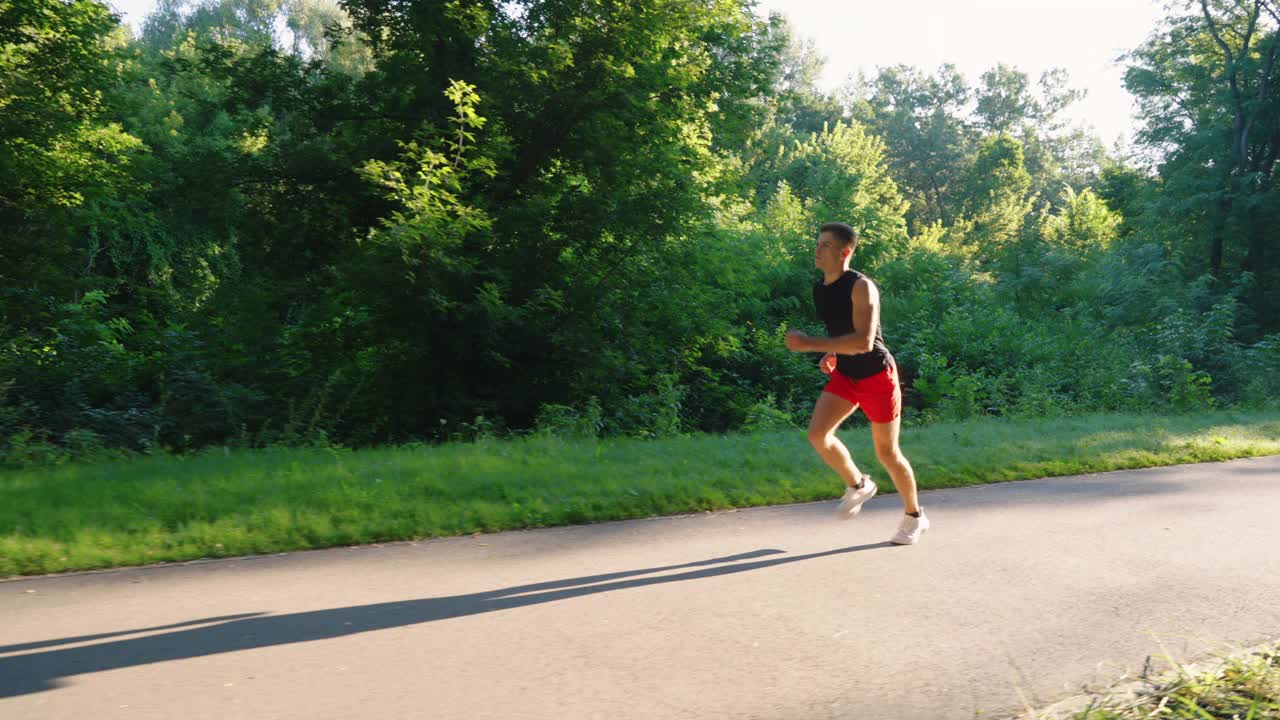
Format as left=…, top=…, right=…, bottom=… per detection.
left=3, top=456, right=1279, bottom=720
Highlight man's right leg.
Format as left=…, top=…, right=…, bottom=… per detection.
left=807, top=391, right=862, bottom=489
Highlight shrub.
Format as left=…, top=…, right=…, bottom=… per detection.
left=535, top=397, right=605, bottom=439
left=742, top=393, right=797, bottom=433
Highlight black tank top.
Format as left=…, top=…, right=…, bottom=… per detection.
left=813, top=270, right=893, bottom=379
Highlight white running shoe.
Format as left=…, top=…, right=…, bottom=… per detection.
left=890, top=511, right=930, bottom=545
left=835, top=478, right=877, bottom=520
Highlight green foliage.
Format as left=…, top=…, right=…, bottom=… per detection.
left=1, top=0, right=148, bottom=337
left=535, top=397, right=604, bottom=439
left=849, top=63, right=973, bottom=228
left=848, top=62, right=1096, bottom=231
left=1123, top=1, right=1280, bottom=330
left=1161, top=356, right=1216, bottom=413
left=742, top=393, right=797, bottom=433
left=1, top=291, right=156, bottom=452
left=612, top=373, right=686, bottom=439
left=1040, top=187, right=1120, bottom=254
left=1, top=430, right=70, bottom=469
left=772, top=121, right=910, bottom=259
left=998, top=186, right=1124, bottom=310
left=4, top=0, right=1279, bottom=461
left=359, top=80, right=496, bottom=269
left=974, top=64, right=1100, bottom=199
left=911, top=353, right=989, bottom=422
left=1066, top=645, right=1280, bottom=720
left=951, top=134, right=1036, bottom=266
left=1240, top=335, right=1280, bottom=404
left=0, top=0, right=136, bottom=213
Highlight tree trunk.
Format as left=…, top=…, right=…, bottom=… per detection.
left=929, top=173, right=950, bottom=227
left=1211, top=191, right=1231, bottom=278
left=1242, top=203, right=1267, bottom=275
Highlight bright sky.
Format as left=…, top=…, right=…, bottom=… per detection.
left=104, top=0, right=153, bottom=32
left=754, top=0, right=1168, bottom=146
left=106, top=0, right=1166, bottom=145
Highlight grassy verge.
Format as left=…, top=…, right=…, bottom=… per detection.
left=1027, top=643, right=1280, bottom=719
left=3, top=410, right=1278, bottom=577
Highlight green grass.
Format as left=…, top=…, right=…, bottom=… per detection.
left=1055, top=645, right=1280, bottom=719
left=2, top=410, right=1279, bottom=577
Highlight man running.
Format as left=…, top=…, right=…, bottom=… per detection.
left=784, top=222, right=928, bottom=545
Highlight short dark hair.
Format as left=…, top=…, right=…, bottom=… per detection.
left=819, top=222, right=859, bottom=250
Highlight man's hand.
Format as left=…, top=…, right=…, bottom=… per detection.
left=819, top=353, right=836, bottom=374
left=784, top=329, right=810, bottom=352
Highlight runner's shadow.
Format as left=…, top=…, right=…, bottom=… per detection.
left=0, top=613, right=267, bottom=654
left=0, top=543, right=892, bottom=697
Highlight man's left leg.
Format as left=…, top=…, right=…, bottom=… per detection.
left=870, top=417, right=919, bottom=514
left=871, top=417, right=929, bottom=544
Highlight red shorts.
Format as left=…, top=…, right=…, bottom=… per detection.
left=822, top=365, right=901, bottom=423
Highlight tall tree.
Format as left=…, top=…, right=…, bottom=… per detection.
left=952, top=134, right=1035, bottom=268
left=850, top=64, right=974, bottom=229
left=1126, top=0, right=1280, bottom=284
left=1197, top=0, right=1280, bottom=282
left=308, top=0, right=787, bottom=434
left=975, top=64, right=1098, bottom=200
left=0, top=0, right=143, bottom=328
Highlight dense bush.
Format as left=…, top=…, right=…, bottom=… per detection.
left=3, top=0, right=1277, bottom=466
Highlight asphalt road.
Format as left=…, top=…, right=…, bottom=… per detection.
left=3, top=456, right=1279, bottom=719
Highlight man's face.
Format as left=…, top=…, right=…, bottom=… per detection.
left=815, top=231, right=848, bottom=269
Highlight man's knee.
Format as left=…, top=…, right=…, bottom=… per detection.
left=875, top=443, right=902, bottom=466
left=808, top=428, right=833, bottom=450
